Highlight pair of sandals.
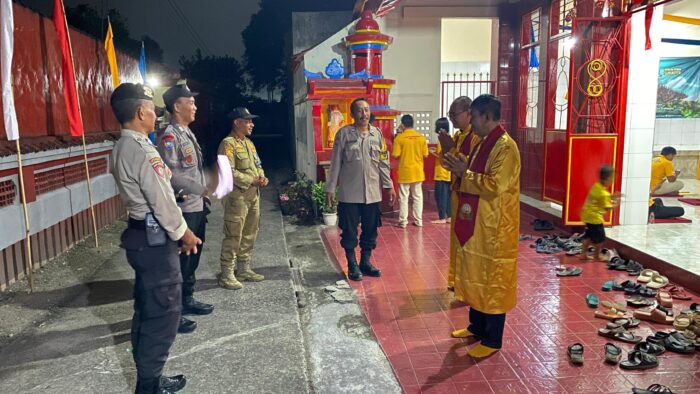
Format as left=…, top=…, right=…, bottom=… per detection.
left=598, top=322, right=642, bottom=344
left=633, top=384, right=674, bottom=394
left=638, top=269, right=669, bottom=289
left=647, top=331, right=695, bottom=354
left=615, top=280, right=657, bottom=297
left=634, top=306, right=675, bottom=325
left=627, top=296, right=655, bottom=308
left=556, top=265, right=582, bottom=276
left=607, top=257, right=643, bottom=275
left=604, top=342, right=663, bottom=365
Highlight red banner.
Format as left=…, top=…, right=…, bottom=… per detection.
left=53, top=0, right=84, bottom=136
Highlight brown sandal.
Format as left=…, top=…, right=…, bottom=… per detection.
left=595, top=308, right=626, bottom=321
left=656, top=291, right=673, bottom=308
left=673, top=315, right=691, bottom=331
left=668, top=285, right=691, bottom=300
left=634, top=307, right=674, bottom=325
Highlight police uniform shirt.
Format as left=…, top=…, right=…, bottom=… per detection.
left=325, top=124, right=392, bottom=204
left=110, top=129, right=188, bottom=240
left=156, top=122, right=207, bottom=213
left=217, top=135, right=265, bottom=190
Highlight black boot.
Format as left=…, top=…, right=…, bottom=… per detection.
left=160, top=374, right=187, bottom=392
left=345, top=249, right=362, bottom=281
left=182, top=296, right=214, bottom=315
left=136, top=377, right=175, bottom=394
left=177, top=316, right=197, bottom=334
left=359, top=249, right=381, bottom=277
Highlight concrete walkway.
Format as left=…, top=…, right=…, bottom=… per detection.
left=0, top=173, right=399, bottom=393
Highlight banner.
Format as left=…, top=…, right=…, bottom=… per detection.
left=53, top=0, right=84, bottom=136
left=105, top=20, right=119, bottom=88
left=1, top=0, right=19, bottom=140
left=656, top=57, right=700, bottom=119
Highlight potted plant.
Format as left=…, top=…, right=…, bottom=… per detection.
left=312, top=181, right=337, bottom=226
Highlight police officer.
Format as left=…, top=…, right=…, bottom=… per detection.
left=109, top=83, right=201, bottom=394
left=325, top=98, right=396, bottom=281
left=156, top=84, right=214, bottom=334
left=217, top=107, right=269, bottom=289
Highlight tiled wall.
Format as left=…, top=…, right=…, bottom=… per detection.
left=653, top=118, right=700, bottom=151
left=619, top=8, right=664, bottom=225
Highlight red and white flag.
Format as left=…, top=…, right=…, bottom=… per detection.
left=53, top=0, right=84, bottom=136
left=1, top=0, right=19, bottom=141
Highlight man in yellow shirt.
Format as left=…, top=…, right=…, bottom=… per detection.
left=580, top=165, right=620, bottom=261
left=650, top=146, right=683, bottom=195
left=392, top=114, right=428, bottom=228
left=430, top=117, right=452, bottom=224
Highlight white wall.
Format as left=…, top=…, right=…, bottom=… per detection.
left=619, top=7, right=665, bottom=225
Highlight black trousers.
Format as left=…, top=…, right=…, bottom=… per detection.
left=338, top=202, right=382, bottom=251
left=122, top=228, right=182, bottom=381
left=467, top=307, right=506, bottom=349
left=434, top=181, right=451, bottom=219
left=181, top=210, right=207, bottom=301
left=649, top=198, right=684, bottom=219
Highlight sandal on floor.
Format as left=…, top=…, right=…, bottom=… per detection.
left=637, top=269, right=656, bottom=283
left=602, top=300, right=627, bottom=311
left=614, top=280, right=634, bottom=291
left=586, top=293, right=599, bottom=308
left=567, top=343, right=584, bottom=364
left=673, top=315, right=691, bottom=331
left=647, top=273, right=669, bottom=289
left=681, top=303, right=699, bottom=314
left=627, top=296, right=655, bottom=308
left=556, top=266, right=582, bottom=276
left=647, top=331, right=672, bottom=346
left=598, top=328, right=642, bottom=344
left=656, top=304, right=673, bottom=317
left=638, top=286, right=657, bottom=298
left=667, top=285, right=691, bottom=300
left=604, top=342, right=622, bottom=364
left=663, top=334, right=695, bottom=354
left=633, top=308, right=674, bottom=325
left=595, top=309, right=626, bottom=320
left=602, top=280, right=616, bottom=291
left=611, top=317, right=640, bottom=328
left=626, top=261, right=643, bottom=276
left=656, top=290, right=673, bottom=308
left=634, top=341, right=665, bottom=356
left=632, top=384, right=674, bottom=394
left=620, top=350, right=658, bottom=370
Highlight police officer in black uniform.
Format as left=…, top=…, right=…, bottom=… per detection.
left=109, top=83, right=201, bottom=394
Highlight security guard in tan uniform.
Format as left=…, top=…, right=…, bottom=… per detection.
left=217, top=107, right=269, bottom=289
left=325, top=98, right=395, bottom=281
left=156, top=84, right=213, bottom=334
left=109, top=83, right=200, bottom=394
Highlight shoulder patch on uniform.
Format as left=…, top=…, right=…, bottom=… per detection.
left=162, top=134, right=176, bottom=141
left=149, top=157, right=165, bottom=178
left=185, top=154, right=194, bottom=165
left=164, top=140, right=175, bottom=151
left=184, top=146, right=194, bottom=155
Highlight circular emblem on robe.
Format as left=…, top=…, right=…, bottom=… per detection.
left=458, top=203, right=473, bottom=221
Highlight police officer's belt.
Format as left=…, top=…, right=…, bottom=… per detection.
left=128, top=218, right=147, bottom=229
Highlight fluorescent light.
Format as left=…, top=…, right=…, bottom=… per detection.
left=147, top=76, right=161, bottom=88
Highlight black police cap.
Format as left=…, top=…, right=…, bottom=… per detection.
left=163, top=84, right=198, bottom=109
left=228, top=107, right=259, bottom=120
left=110, top=83, right=154, bottom=105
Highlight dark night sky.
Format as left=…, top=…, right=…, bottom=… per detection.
left=63, top=0, right=261, bottom=66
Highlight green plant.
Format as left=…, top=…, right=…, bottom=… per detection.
left=277, top=172, right=315, bottom=223
left=312, top=181, right=336, bottom=214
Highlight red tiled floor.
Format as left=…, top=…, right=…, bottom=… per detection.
left=321, top=203, right=700, bottom=394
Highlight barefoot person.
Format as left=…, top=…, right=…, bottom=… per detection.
left=442, top=94, right=520, bottom=358
left=580, top=165, right=620, bottom=261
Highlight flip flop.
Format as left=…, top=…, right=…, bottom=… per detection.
left=602, top=280, right=616, bottom=292
left=637, top=269, right=656, bottom=283
left=586, top=293, right=599, bottom=308
left=611, top=318, right=640, bottom=329
left=604, top=343, right=622, bottom=364
left=598, top=327, right=642, bottom=343
left=567, top=343, right=584, bottom=364
left=620, top=350, right=659, bottom=370
left=656, top=290, right=673, bottom=308
left=632, top=384, right=674, bottom=394
left=595, top=309, right=626, bottom=321
left=647, top=273, right=669, bottom=289
left=556, top=266, right=582, bottom=277
left=602, top=300, right=627, bottom=312
left=633, top=341, right=665, bottom=356
left=614, top=280, right=635, bottom=291
left=667, top=285, right=691, bottom=300
left=626, top=296, right=655, bottom=308
left=633, top=307, right=674, bottom=325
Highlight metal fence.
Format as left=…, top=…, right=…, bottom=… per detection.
left=440, top=72, right=496, bottom=118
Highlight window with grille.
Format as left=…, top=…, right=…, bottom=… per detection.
left=0, top=179, right=16, bottom=207
left=519, top=8, right=541, bottom=129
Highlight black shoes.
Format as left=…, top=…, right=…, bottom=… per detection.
left=345, top=249, right=363, bottom=281
left=160, top=375, right=187, bottom=392
left=359, top=250, right=381, bottom=277
left=177, top=317, right=197, bottom=334
left=182, top=297, right=214, bottom=315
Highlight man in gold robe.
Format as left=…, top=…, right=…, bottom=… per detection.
left=442, top=94, right=521, bottom=358
left=442, top=97, right=480, bottom=291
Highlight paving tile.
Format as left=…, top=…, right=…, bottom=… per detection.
left=321, top=203, right=700, bottom=393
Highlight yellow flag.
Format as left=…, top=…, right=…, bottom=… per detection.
left=105, top=20, right=119, bottom=87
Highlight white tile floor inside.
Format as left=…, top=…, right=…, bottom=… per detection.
left=521, top=178, right=700, bottom=276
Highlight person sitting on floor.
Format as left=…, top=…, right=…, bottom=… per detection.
left=580, top=165, right=621, bottom=261
left=650, top=146, right=683, bottom=195
left=649, top=198, right=684, bottom=220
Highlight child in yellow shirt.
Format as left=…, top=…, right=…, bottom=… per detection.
left=430, top=117, right=452, bottom=224
left=580, top=165, right=621, bottom=261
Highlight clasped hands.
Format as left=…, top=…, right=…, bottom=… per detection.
left=251, top=175, right=269, bottom=187
left=441, top=152, right=470, bottom=175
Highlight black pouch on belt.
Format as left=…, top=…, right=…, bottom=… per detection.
left=145, top=212, right=167, bottom=247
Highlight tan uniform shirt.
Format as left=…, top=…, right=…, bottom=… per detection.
left=110, top=129, right=188, bottom=241
left=156, top=122, right=207, bottom=213
left=325, top=125, right=392, bottom=204
left=217, top=135, right=265, bottom=190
